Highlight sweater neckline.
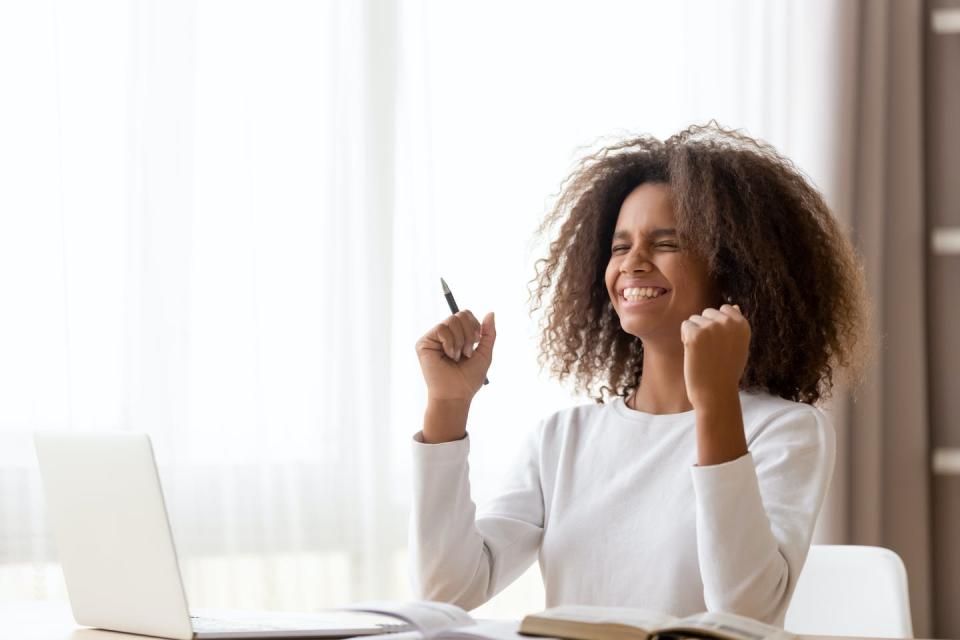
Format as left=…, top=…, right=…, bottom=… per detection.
left=611, top=393, right=750, bottom=422
left=611, top=396, right=695, bottom=422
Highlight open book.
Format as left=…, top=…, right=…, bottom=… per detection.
left=344, top=603, right=794, bottom=640
left=345, top=601, right=522, bottom=640
left=518, top=606, right=795, bottom=640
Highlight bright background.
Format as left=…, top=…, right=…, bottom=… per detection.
left=0, top=0, right=849, bottom=618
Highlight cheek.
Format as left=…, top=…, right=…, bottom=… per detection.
left=604, top=260, right=618, bottom=292
left=671, top=261, right=715, bottom=310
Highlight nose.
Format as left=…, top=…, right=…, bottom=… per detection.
left=620, top=248, right=653, bottom=273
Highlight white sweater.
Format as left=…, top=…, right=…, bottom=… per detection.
left=409, top=390, right=835, bottom=626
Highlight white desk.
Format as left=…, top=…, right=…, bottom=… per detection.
left=1, top=601, right=133, bottom=640
left=0, top=600, right=925, bottom=640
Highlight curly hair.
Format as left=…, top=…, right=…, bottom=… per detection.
left=529, top=122, right=868, bottom=405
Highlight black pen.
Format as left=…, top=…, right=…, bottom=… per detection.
left=440, top=277, right=489, bottom=385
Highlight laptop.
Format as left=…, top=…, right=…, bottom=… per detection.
left=33, top=432, right=412, bottom=640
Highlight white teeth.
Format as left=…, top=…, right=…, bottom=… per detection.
left=622, top=287, right=666, bottom=301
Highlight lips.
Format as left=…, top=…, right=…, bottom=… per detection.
left=621, top=291, right=668, bottom=305
left=622, top=286, right=667, bottom=299
left=615, top=284, right=671, bottom=311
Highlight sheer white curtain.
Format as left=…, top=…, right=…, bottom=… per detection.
left=1, top=0, right=406, bottom=609
left=1, top=0, right=849, bottom=615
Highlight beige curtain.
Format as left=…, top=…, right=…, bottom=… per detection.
left=825, top=0, right=932, bottom=635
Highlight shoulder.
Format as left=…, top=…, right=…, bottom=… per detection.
left=541, top=398, right=613, bottom=424
left=740, top=389, right=835, bottom=454
left=534, top=398, right=620, bottom=443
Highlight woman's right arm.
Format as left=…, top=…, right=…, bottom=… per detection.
left=415, top=310, right=494, bottom=442
left=411, top=311, right=544, bottom=609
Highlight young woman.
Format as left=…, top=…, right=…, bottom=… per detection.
left=410, top=124, right=867, bottom=626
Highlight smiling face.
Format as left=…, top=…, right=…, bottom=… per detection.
left=604, top=183, right=719, bottom=342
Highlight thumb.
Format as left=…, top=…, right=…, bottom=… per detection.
left=475, top=311, right=496, bottom=357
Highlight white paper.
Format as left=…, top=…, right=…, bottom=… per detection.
left=345, top=601, right=476, bottom=634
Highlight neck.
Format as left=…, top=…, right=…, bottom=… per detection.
left=628, top=338, right=692, bottom=414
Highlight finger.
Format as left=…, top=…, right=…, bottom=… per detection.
left=458, top=310, right=482, bottom=357
left=475, top=312, right=497, bottom=357
left=415, top=334, right=440, bottom=355
left=460, top=309, right=481, bottom=336
left=718, top=303, right=742, bottom=318
left=432, top=323, right=459, bottom=361
left=701, top=308, right=728, bottom=322
left=440, top=322, right=463, bottom=362
left=680, top=318, right=700, bottom=344
left=685, top=314, right=710, bottom=327
left=443, top=316, right=467, bottom=361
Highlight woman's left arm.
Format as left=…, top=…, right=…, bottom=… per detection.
left=681, top=304, right=835, bottom=624
left=690, top=406, right=836, bottom=625
left=681, top=303, right=751, bottom=466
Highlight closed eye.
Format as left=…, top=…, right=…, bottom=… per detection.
left=612, top=242, right=678, bottom=253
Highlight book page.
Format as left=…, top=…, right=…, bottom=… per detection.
left=528, top=605, right=678, bottom=630
left=358, top=619, right=528, bottom=640
left=442, top=619, right=532, bottom=640
left=659, top=612, right=795, bottom=640
left=345, top=601, right=476, bottom=634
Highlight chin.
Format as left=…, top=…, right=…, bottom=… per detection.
left=618, top=315, right=679, bottom=342
left=618, top=319, right=651, bottom=339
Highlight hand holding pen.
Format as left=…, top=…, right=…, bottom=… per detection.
left=414, top=278, right=495, bottom=411
left=441, top=278, right=489, bottom=386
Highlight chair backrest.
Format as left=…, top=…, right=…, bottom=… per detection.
left=784, top=545, right=913, bottom=638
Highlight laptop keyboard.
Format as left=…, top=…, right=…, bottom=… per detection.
left=191, top=616, right=300, bottom=632
left=189, top=616, right=410, bottom=634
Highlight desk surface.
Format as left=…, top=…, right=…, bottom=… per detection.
left=0, top=601, right=923, bottom=640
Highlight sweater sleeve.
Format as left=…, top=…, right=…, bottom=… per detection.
left=408, top=424, right=544, bottom=611
left=690, top=404, right=835, bottom=625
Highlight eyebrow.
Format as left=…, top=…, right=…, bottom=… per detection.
left=612, top=228, right=677, bottom=241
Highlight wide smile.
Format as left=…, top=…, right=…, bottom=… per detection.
left=618, top=286, right=670, bottom=309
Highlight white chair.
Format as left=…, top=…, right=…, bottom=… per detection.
left=785, top=545, right=913, bottom=638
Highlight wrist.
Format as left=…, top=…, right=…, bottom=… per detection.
left=422, top=399, right=471, bottom=444
left=690, top=384, right=741, bottom=413
left=694, top=388, right=747, bottom=466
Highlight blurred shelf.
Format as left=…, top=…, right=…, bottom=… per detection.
left=933, top=448, right=960, bottom=475
left=931, top=227, right=960, bottom=255
left=932, top=8, right=960, bottom=33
